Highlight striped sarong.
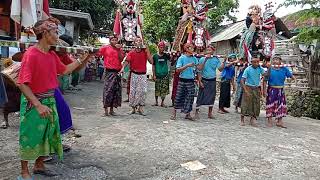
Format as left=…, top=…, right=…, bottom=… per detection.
left=175, top=79, right=195, bottom=113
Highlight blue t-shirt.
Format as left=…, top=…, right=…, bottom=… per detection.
left=268, top=67, right=293, bottom=86
left=221, top=62, right=235, bottom=80
left=242, top=65, right=265, bottom=86
left=199, top=57, right=221, bottom=79
left=176, top=55, right=199, bottom=79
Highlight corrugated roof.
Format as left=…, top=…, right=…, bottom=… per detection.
left=210, top=20, right=246, bottom=43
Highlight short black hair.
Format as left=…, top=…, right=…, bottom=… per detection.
left=251, top=51, right=262, bottom=60
left=59, top=34, right=74, bottom=46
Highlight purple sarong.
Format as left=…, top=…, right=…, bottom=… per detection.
left=54, top=88, right=73, bottom=134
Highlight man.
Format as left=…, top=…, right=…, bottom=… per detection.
left=152, top=41, right=170, bottom=107
left=218, top=54, right=237, bottom=114
left=195, top=46, right=221, bottom=119
left=171, top=43, right=199, bottom=120
left=99, top=34, right=124, bottom=116
left=17, top=18, right=91, bottom=179
left=120, top=36, right=153, bottom=115
left=240, top=52, right=269, bottom=126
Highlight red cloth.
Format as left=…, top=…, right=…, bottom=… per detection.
left=171, top=71, right=180, bottom=100
left=126, top=50, right=148, bottom=73
left=17, top=47, right=66, bottom=94
left=43, top=0, right=50, bottom=16
left=99, top=45, right=124, bottom=71
left=58, top=54, right=73, bottom=65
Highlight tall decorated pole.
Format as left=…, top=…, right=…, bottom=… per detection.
left=172, top=0, right=210, bottom=54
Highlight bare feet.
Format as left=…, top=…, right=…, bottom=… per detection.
left=250, top=119, right=258, bottom=127
left=170, top=116, right=176, bottom=120
left=240, top=121, right=245, bottom=126
left=130, top=110, right=136, bottom=114
left=208, top=114, right=215, bottom=119
left=101, top=113, right=109, bottom=117
left=185, top=114, right=195, bottom=121
left=160, top=103, right=168, bottom=108
left=109, top=111, right=117, bottom=116
left=218, top=109, right=225, bottom=114
left=152, top=103, right=159, bottom=106
left=0, top=121, right=8, bottom=129
left=276, top=123, right=287, bottom=128
left=194, top=113, right=200, bottom=120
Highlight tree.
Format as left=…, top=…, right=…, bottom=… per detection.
left=142, top=0, right=239, bottom=43
left=50, top=0, right=117, bottom=32
left=281, top=0, right=320, bottom=43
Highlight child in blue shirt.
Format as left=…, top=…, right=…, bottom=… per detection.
left=171, top=43, right=200, bottom=120
left=218, top=54, right=237, bottom=114
left=265, top=56, right=295, bottom=128
left=240, top=52, right=269, bottom=127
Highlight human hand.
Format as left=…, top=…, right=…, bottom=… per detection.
left=199, top=81, right=204, bottom=88
left=187, top=63, right=195, bottom=67
left=35, top=104, right=52, bottom=118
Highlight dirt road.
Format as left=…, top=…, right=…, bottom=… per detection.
left=1, top=81, right=320, bottom=180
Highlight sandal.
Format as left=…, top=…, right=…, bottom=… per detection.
left=33, top=169, right=58, bottom=177
left=185, top=116, right=195, bottom=121
left=152, top=104, right=159, bottom=106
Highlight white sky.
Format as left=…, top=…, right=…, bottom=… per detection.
left=233, top=0, right=309, bottom=20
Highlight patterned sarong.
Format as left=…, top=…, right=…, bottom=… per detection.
left=241, top=86, right=261, bottom=118
left=103, top=70, right=122, bottom=108
left=58, top=75, right=69, bottom=91
left=175, top=80, right=195, bottom=113
left=266, top=86, right=287, bottom=118
left=155, top=76, right=169, bottom=99
left=54, top=88, right=73, bottom=134
left=129, top=73, right=147, bottom=107
left=219, top=80, right=231, bottom=108
left=20, top=92, right=63, bottom=161
left=233, top=83, right=243, bottom=107
left=196, top=78, right=216, bottom=107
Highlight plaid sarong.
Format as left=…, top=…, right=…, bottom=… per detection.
left=175, top=79, right=195, bottom=113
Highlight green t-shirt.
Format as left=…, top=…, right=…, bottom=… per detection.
left=153, top=53, right=170, bottom=78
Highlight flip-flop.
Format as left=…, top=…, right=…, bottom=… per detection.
left=185, top=116, right=195, bottom=121
left=151, top=104, right=159, bottom=106
left=33, top=169, right=58, bottom=177
left=17, top=175, right=34, bottom=180
left=160, top=104, right=168, bottom=108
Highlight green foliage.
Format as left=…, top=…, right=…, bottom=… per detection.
left=49, top=0, right=116, bottom=31
left=206, top=0, right=239, bottom=33
left=142, top=0, right=239, bottom=43
left=281, top=0, right=320, bottom=44
left=142, top=0, right=180, bottom=43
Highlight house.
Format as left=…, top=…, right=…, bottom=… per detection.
left=210, top=19, right=292, bottom=56
left=50, top=8, right=94, bottom=44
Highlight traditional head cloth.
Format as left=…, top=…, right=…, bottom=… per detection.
left=32, top=17, right=60, bottom=36
left=205, top=46, right=215, bottom=53
left=109, top=33, right=119, bottom=40
left=228, top=53, right=237, bottom=59
left=158, top=41, right=166, bottom=48
left=183, top=43, right=194, bottom=50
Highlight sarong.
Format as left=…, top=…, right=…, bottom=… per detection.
left=103, top=70, right=122, bottom=108
left=175, top=80, right=195, bottom=113
left=241, top=86, right=261, bottom=118
left=0, top=75, right=8, bottom=107
left=54, top=88, right=73, bottom=134
left=127, top=71, right=132, bottom=95
left=266, top=86, right=287, bottom=118
left=19, top=92, right=63, bottom=161
left=219, top=80, right=231, bottom=108
left=155, top=75, right=169, bottom=98
left=129, top=73, right=147, bottom=107
left=58, top=75, right=69, bottom=91
left=71, top=72, right=79, bottom=87
left=196, top=78, right=216, bottom=107
left=171, top=72, right=180, bottom=101
left=233, top=83, right=243, bottom=107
